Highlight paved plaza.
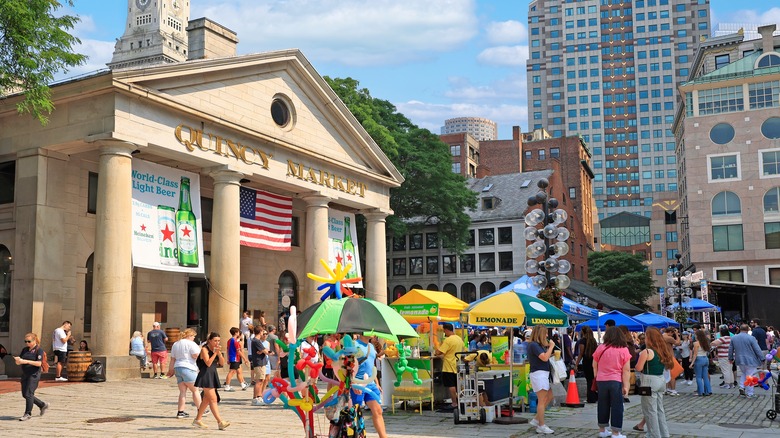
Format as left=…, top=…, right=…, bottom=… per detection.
left=0, top=375, right=778, bottom=437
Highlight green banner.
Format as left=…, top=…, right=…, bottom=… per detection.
left=390, top=303, right=439, bottom=318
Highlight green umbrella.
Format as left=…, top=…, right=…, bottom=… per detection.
left=297, top=297, right=418, bottom=342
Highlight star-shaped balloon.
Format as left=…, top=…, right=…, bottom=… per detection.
left=307, top=259, right=363, bottom=301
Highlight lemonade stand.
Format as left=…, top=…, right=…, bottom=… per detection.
left=384, top=290, right=470, bottom=409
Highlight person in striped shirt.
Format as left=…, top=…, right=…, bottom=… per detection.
left=711, top=327, right=734, bottom=389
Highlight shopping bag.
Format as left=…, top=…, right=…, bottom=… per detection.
left=670, top=358, right=684, bottom=381
left=549, top=356, right=567, bottom=381
left=84, top=360, right=106, bottom=382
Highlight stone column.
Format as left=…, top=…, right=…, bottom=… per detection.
left=92, top=142, right=136, bottom=358
left=363, top=210, right=390, bottom=304
left=302, top=195, right=331, bottom=310
left=207, top=169, right=243, bottom=336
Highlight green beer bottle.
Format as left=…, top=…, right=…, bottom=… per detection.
left=343, top=216, right=357, bottom=279
left=176, top=177, right=199, bottom=267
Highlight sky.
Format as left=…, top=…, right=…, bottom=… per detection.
left=61, top=0, right=780, bottom=139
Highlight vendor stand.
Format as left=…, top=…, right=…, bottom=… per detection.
left=463, top=289, right=569, bottom=424
left=384, top=290, right=470, bottom=409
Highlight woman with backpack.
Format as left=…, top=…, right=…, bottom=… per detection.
left=14, top=333, right=49, bottom=421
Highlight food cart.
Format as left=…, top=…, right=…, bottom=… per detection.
left=383, top=290, right=469, bottom=410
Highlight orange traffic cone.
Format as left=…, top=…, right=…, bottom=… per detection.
left=562, top=370, right=585, bottom=408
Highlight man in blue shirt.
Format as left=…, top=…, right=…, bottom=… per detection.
left=351, top=334, right=386, bottom=438
left=147, top=322, right=168, bottom=379
left=750, top=319, right=769, bottom=369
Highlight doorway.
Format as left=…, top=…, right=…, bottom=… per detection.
left=277, top=271, right=298, bottom=335
left=187, top=279, right=208, bottom=343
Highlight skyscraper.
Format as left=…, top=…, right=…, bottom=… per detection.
left=526, top=0, right=711, bottom=220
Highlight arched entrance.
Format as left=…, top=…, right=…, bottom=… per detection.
left=277, top=271, right=298, bottom=334
left=0, top=245, right=11, bottom=333
left=392, top=285, right=406, bottom=302
left=480, top=281, right=496, bottom=299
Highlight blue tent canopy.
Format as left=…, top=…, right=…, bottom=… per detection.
left=500, top=275, right=599, bottom=320
left=633, top=312, right=680, bottom=329
left=667, top=298, right=720, bottom=312
left=576, top=310, right=647, bottom=332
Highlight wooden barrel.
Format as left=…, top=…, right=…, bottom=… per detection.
left=165, top=328, right=181, bottom=350
left=67, top=351, right=92, bottom=382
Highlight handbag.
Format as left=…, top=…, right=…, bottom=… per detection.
left=635, top=352, right=652, bottom=396
left=670, top=357, right=684, bottom=380
left=549, top=353, right=567, bottom=382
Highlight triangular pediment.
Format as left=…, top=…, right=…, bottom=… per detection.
left=111, top=49, right=402, bottom=186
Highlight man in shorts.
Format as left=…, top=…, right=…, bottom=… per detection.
left=224, top=327, right=248, bottom=391
left=147, top=322, right=168, bottom=379
left=52, top=321, right=73, bottom=381
left=435, top=322, right=463, bottom=412
left=251, top=326, right=269, bottom=405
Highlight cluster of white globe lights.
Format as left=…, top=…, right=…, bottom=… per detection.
left=667, top=261, right=694, bottom=305
left=523, top=178, right=572, bottom=291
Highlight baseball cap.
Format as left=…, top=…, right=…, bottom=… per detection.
left=524, top=329, right=533, bottom=338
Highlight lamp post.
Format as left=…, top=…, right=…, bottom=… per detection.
left=576, top=292, right=589, bottom=307
left=523, top=178, right=571, bottom=305
left=666, top=253, right=692, bottom=325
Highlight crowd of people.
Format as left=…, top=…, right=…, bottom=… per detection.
left=462, top=317, right=778, bottom=437
left=10, top=313, right=779, bottom=436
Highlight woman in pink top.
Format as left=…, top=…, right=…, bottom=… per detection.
left=593, top=326, right=632, bottom=438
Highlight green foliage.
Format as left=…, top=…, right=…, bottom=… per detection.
left=587, top=251, right=655, bottom=310
left=0, top=0, right=87, bottom=125
left=537, top=287, right=563, bottom=309
left=326, top=77, right=477, bottom=254
left=673, top=307, right=689, bottom=326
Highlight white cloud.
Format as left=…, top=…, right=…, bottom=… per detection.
left=396, top=100, right=528, bottom=138
left=54, top=39, right=115, bottom=81
left=712, top=7, right=780, bottom=29
left=485, top=20, right=527, bottom=44
left=477, top=45, right=528, bottom=66
left=197, top=0, right=479, bottom=66
left=444, top=74, right=527, bottom=101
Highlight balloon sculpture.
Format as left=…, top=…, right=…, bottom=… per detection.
left=263, top=260, right=382, bottom=438
left=393, top=342, right=422, bottom=387
left=745, top=371, right=773, bottom=391
left=307, top=259, right=362, bottom=300
left=766, top=348, right=780, bottom=362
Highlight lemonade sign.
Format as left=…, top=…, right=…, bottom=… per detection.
left=390, top=303, right=439, bottom=318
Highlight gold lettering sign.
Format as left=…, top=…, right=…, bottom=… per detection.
left=286, top=160, right=367, bottom=198
left=174, top=124, right=271, bottom=169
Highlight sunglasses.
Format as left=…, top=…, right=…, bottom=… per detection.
left=24, top=340, right=33, bottom=343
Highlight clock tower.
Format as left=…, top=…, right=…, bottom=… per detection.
left=109, top=0, right=190, bottom=69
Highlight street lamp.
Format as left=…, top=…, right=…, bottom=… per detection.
left=666, top=253, right=693, bottom=324
left=523, top=178, right=571, bottom=301
left=576, top=292, right=589, bottom=306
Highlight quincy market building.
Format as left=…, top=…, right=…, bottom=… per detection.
left=0, top=11, right=401, bottom=378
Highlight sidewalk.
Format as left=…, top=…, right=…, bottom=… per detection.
left=0, top=375, right=777, bottom=437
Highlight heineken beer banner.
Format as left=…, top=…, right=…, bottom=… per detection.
left=131, top=160, right=205, bottom=273
left=327, top=211, right=363, bottom=288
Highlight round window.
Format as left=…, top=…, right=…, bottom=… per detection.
left=709, top=123, right=735, bottom=145
left=761, top=117, right=780, bottom=139
left=271, top=99, right=291, bottom=127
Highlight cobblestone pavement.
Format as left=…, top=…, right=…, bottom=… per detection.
left=0, top=376, right=777, bottom=437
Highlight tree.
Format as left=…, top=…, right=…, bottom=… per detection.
left=326, top=77, right=477, bottom=253
left=587, top=251, right=655, bottom=309
left=0, top=0, right=87, bottom=125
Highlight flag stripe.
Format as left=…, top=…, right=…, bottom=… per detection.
left=240, top=186, right=293, bottom=251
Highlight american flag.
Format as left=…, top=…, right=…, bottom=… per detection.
left=239, top=186, right=293, bottom=251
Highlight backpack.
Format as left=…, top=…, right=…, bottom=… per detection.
left=41, top=351, right=50, bottom=373
left=329, top=405, right=365, bottom=438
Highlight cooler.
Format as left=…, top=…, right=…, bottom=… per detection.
left=477, top=370, right=510, bottom=402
